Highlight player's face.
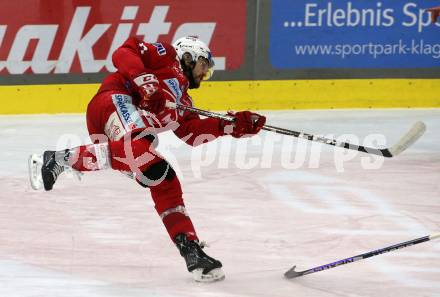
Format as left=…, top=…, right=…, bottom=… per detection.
left=191, top=57, right=212, bottom=88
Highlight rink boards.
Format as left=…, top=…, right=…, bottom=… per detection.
left=1, top=79, right=440, bottom=114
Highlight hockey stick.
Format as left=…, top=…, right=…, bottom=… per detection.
left=284, top=233, right=440, bottom=279
left=166, top=102, right=426, bottom=158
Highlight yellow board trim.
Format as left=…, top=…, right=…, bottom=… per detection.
left=1, top=79, right=439, bottom=114
left=190, top=79, right=440, bottom=110
left=0, top=84, right=100, bottom=115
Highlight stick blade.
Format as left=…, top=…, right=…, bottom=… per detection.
left=429, top=233, right=440, bottom=240
left=284, top=265, right=301, bottom=279
left=388, top=121, right=426, bottom=157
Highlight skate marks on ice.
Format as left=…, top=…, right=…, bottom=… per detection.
left=0, top=110, right=439, bottom=297
left=267, top=170, right=439, bottom=290
left=0, top=260, right=193, bottom=297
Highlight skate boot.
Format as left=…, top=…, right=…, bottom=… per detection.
left=41, top=150, right=68, bottom=191
left=175, top=233, right=225, bottom=282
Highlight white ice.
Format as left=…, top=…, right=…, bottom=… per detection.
left=0, top=109, right=439, bottom=297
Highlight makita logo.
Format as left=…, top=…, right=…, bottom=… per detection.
left=0, top=5, right=225, bottom=74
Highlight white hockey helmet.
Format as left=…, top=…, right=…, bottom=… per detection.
left=173, top=36, right=215, bottom=80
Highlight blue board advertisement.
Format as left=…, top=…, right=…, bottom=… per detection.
left=270, top=1, right=440, bottom=68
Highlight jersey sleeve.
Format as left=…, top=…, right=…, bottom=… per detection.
left=173, top=96, right=226, bottom=146
left=112, top=37, right=177, bottom=80
left=174, top=113, right=226, bottom=146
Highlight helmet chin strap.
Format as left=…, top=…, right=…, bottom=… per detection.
left=180, top=59, right=199, bottom=89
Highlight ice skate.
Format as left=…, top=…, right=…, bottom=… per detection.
left=29, top=151, right=64, bottom=191
left=42, top=150, right=68, bottom=191
left=175, top=233, right=225, bottom=282
left=29, top=150, right=82, bottom=191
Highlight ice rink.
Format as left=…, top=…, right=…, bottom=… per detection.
left=0, top=109, right=439, bottom=297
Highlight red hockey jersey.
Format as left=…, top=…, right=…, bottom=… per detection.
left=97, top=37, right=224, bottom=146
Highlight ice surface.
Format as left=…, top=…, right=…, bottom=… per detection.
left=0, top=109, right=439, bottom=297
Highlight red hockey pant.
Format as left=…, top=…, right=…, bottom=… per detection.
left=69, top=91, right=197, bottom=242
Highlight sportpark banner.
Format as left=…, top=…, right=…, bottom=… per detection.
left=0, top=1, right=438, bottom=114
left=0, top=0, right=246, bottom=75
left=270, top=0, right=440, bottom=68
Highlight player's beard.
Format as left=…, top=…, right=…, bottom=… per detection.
left=181, top=60, right=200, bottom=89
left=185, top=68, right=200, bottom=89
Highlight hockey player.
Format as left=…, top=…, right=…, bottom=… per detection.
left=30, top=36, right=266, bottom=282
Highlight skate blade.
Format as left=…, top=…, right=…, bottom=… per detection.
left=28, top=154, right=43, bottom=190
left=192, top=268, right=225, bottom=283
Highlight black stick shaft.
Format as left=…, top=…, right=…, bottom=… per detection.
left=171, top=103, right=392, bottom=157
left=285, top=233, right=439, bottom=278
